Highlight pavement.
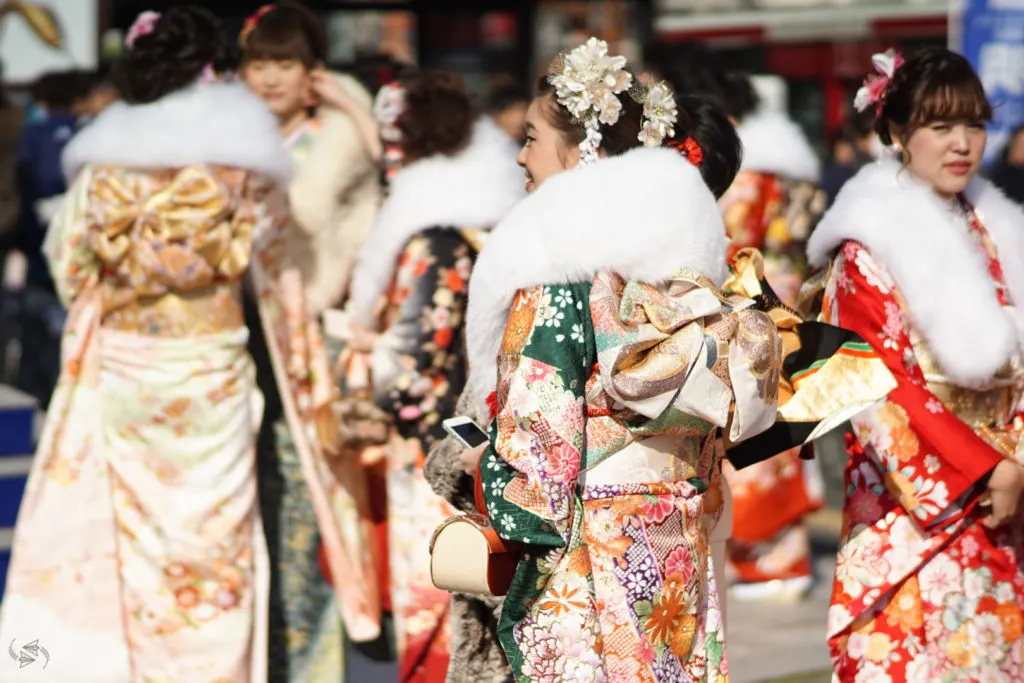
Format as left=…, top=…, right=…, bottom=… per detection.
left=727, top=547, right=837, bottom=683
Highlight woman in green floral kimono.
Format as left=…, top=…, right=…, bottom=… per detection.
left=460, top=39, right=780, bottom=682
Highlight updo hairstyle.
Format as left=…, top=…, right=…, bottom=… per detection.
left=396, top=70, right=475, bottom=163
left=671, top=94, right=743, bottom=199
left=117, top=6, right=237, bottom=105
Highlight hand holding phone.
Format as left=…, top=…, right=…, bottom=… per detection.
left=442, top=416, right=489, bottom=449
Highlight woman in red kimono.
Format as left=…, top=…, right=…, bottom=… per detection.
left=807, top=47, right=1024, bottom=682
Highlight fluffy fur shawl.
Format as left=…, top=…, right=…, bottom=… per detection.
left=466, top=146, right=728, bottom=407
left=62, top=81, right=290, bottom=184
left=347, top=118, right=523, bottom=327
left=737, top=110, right=821, bottom=183
left=807, top=154, right=1024, bottom=385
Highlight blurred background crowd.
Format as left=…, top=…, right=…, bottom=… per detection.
left=1, top=0, right=1023, bottom=406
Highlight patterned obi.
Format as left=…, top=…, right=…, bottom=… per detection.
left=102, top=281, right=244, bottom=337
left=580, top=434, right=712, bottom=491
left=914, top=340, right=1024, bottom=431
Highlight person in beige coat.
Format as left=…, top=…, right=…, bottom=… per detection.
left=240, top=3, right=381, bottom=681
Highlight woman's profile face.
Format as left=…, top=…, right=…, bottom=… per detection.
left=516, top=96, right=579, bottom=193
left=901, top=118, right=986, bottom=198
left=242, top=58, right=313, bottom=119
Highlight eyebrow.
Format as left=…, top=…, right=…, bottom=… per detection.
left=524, top=121, right=537, bottom=134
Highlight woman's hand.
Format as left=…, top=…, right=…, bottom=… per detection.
left=347, top=321, right=378, bottom=353
left=982, top=459, right=1024, bottom=529
left=310, top=69, right=362, bottom=114
left=460, top=443, right=488, bottom=476
left=308, top=68, right=383, bottom=161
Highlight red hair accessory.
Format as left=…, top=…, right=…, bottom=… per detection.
left=668, top=137, right=703, bottom=168
left=239, top=4, right=274, bottom=47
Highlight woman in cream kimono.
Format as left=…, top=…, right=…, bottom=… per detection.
left=808, top=47, right=1024, bottom=682
left=0, top=8, right=349, bottom=682
left=344, top=70, right=523, bottom=682
left=460, top=40, right=780, bottom=681
left=239, top=4, right=382, bottom=679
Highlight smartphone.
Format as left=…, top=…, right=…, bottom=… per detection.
left=442, top=416, right=490, bottom=449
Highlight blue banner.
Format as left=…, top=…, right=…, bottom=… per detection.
left=959, top=0, right=1024, bottom=164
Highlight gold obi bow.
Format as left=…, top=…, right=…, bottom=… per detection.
left=87, top=166, right=254, bottom=312
left=722, top=248, right=898, bottom=464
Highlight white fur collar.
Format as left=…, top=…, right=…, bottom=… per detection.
left=807, top=154, right=1024, bottom=385
left=62, top=81, right=291, bottom=184
left=738, top=110, right=820, bottom=182
left=466, top=146, right=728, bottom=407
left=348, top=118, right=523, bottom=327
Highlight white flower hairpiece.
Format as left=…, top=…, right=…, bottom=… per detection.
left=547, top=37, right=633, bottom=165
left=639, top=82, right=677, bottom=147
left=373, top=82, right=406, bottom=143
left=547, top=38, right=678, bottom=163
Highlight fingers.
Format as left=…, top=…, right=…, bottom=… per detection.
left=982, top=513, right=1008, bottom=530
left=981, top=499, right=1010, bottom=529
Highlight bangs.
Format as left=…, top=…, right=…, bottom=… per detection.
left=241, top=8, right=325, bottom=68
left=912, top=78, right=992, bottom=126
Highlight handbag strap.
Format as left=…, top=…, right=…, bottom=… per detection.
left=473, top=456, right=488, bottom=516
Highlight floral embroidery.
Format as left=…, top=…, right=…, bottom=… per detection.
left=480, top=274, right=774, bottom=681
left=825, top=242, right=1024, bottom=682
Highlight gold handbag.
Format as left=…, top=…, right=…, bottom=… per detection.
left=429, top=462, right=522, bottom=596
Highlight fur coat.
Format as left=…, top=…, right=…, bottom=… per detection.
left=289, top=73, right=381, bottom=315
left=424, top=387, right=513, bottom=683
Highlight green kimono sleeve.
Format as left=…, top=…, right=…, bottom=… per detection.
left=478, top=282, right=596, bottom=549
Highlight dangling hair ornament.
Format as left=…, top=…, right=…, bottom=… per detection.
left=374, top=82, right=406, bottom=187
left=126, top=10, right=161, bottom=48
left=854, top=49, right=904, bottom=116
left=239, top=4, right=274, bottom=47
left=373, top=82, right=406, bottom=143
left=668, top=137, right=703, bottom=168
left=547, top=37, right=677, bottom=165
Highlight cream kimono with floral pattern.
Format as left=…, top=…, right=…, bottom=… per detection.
left=0, top=82, right=374, bottom=683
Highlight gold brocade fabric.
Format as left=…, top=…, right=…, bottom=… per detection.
left=103, top=284, right=243, bottom=336
left=915, top=341, right=1022, bottom=432
left=725, top=248, right=897, bottom=433
left=83, top=165, right=257, bottom=336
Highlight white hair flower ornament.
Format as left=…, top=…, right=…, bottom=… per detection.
left=639, top=82, right=678, bottom=147
left=373, top=82, right=406, bottom=143
left=854, top=49, right=904, bottom=116
left=547, top=37, right=678, bottom=164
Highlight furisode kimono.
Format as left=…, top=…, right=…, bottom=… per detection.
left=344, top=118, right=523, bottom=682
left=806, top=154, right=1024, bottom=682
left=0, top=81, right=372, bottom=682
left=718, top=109, right=828, bottom=592
left=465, top=148, right=782, bottom=682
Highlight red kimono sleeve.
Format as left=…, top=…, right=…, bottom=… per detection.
left=831, top=241, right=1002, bottom=527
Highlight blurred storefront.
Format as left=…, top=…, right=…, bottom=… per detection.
left=105, top=0, right=653, bottom=97
left=654, top=0, right=949, bottom=151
